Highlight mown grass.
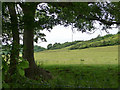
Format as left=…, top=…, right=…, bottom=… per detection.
left=35, top=45, right=118, bottom=88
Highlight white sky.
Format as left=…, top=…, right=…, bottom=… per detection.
left=34, top=23, right=119, bottom=48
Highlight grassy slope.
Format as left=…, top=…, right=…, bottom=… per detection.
left=35, top=45, right=118, bottom=65
left=34, top=45, right=118, bottom=88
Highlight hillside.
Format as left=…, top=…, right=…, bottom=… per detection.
left=35, top=45, right=118, bottom=65
left=69, top=34, right=119, bottom=50
left=47, top=33, right=119, bottom=50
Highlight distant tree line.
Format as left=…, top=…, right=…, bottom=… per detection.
left=2, top=45, right=46, bottom=53
left=70, top=33, right=119, bottom=50
left=47, top=41, right=82, bottom=50
left=34, top=45, right=46, bottom=52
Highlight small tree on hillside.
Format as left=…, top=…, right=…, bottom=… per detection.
left=47, top=44, right=52, bottom=50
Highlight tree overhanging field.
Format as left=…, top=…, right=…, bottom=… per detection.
left=2, top=2, right=120, bottom=88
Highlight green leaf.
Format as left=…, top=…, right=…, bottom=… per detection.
left=18, top=60, right=29, bottom=69
left=18, top=68, right=25, bottom=76
left=2, top=60, right=8, bottom=72
left=3, top=81, right=10, bottom=88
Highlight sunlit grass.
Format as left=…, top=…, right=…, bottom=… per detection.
left=35, top=45, right=118, bottom=66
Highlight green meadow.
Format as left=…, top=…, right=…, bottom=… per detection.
left=34, top=45, right=118, bottom=88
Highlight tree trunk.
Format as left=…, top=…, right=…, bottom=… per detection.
left=23, top=27, right=36, bottom=68
left=8, top=3, right=19, bottom=75
left=22, top=3, right=38, bottom=78
left=22, top=3, right=52, bottom=80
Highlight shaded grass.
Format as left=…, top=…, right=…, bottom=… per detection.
left=41, top=64, right=118, bottom=88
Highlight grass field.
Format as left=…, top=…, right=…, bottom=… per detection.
left=34, top=45, right=118, bottom=88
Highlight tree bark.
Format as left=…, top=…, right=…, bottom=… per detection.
left=23, top=26, right=36, bottom=69
left=22, top=3, right=38, bottom=78
left=8, top=3, right=19, bottom=75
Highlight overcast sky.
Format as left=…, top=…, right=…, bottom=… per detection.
left=34, top=23, right=118, bottom=48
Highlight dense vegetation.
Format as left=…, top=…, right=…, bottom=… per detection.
left=2, top=45, right=46, bottom=53
left=47, top=41, right=81, bottom=50
left=69, top=34, right=119, bottom=50
left=34, top=45, right=46, bottom=52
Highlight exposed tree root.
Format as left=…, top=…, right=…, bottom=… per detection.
left=25, top=66, right=52, bottom=80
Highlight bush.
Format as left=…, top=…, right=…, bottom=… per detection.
left=34, top=45, right=46, bottom=52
